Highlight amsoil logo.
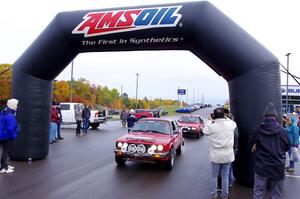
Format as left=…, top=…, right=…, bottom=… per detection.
left=72, top=6, right=182, bottom=37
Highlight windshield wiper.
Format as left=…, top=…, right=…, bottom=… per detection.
left=147, top=130, right=167, bottom=134
left=131, top=129, right=148, bottom=132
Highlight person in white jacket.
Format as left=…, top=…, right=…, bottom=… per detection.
left=203, top=108, right=237, bottom=199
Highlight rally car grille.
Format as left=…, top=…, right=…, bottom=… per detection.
left=125, top=143, right=152, bottom=155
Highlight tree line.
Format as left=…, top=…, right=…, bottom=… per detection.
left=1, top=64, right=178, bottom=109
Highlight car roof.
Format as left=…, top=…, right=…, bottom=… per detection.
left=180, top=114, right=201, bottom=117
left=60, top=102, right=81, bottom=105
left=139, top=117, right=172, bottom=122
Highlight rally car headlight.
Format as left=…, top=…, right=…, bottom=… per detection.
left=151, top=145, right=157, bottom=150
left=117, top=142, right=123, bottom=148
left=123, top=143, right=128, bottom=148
left=191, top=127, right=196, bottom=130
left=157, top=145, right=163, bottom=151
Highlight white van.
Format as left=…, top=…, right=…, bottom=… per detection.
left=60, top=103, right=107, bottom=129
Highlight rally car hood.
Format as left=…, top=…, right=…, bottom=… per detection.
left=177, top=121, right=200, bottom=127
left=117, top=132, right=171, bottom=144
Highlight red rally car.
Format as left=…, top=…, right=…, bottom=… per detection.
left=134, top=109, right=153, bottom=120
left=114, top=118, right=184, bottom=170
left=177, top=115, right=204, bottom=139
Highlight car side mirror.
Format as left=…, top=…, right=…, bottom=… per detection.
left=173, top=129, right=179, bottom=135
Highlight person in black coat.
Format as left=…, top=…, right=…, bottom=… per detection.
left=249, top=103, right=290, bottom=199
left=82, top=105, right=91, bottom=134
left=56, top=102, right=64, bottom=140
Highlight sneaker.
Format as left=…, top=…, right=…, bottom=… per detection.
left=8, top=165, right=15, bottom=170
left=0, top=168, right=14, bottom=174
left=286, top=167, right=295, bottom=172
left=58, top=137, right=64, bottom=140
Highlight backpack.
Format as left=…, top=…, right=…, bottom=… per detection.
left=0, top=110, right=9, bottom=141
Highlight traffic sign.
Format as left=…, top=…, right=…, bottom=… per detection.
left=177, top=89, right=186, bottom=95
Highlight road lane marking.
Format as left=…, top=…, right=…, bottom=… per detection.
left=286, top=174, right=300, bottom=179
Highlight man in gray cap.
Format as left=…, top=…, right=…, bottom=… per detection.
left=250, top=102, right=290, bottom=199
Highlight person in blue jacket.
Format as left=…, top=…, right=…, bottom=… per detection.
left=0, top=98, right=19, bottom=174
left=286, top=116, right=299, bottom=172
left=127, top=109, right=136, bottom=133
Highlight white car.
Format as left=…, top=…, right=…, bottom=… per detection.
left=60, top=103, right=107, bottom=129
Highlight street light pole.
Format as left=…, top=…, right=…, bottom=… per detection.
left=135, top=73, right=139, bottom=109
left=70, top=60, right=74, bottom=103
left=120, top=85, right=123, bottom=97
left=285, top=53, right=291, bottom=113
left=186, top=88, right=189, bottom=105
left=193, top=88, right=195, bottom=104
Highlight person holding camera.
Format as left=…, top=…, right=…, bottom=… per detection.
left=203, top=108, right=236, bottom=199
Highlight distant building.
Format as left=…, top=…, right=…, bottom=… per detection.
left=281, top=85, right=300, bottom=113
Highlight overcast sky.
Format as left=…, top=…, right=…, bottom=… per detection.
left=0, top=0, right=299, bottom=104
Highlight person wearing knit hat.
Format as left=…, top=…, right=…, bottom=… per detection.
left=7, top=99, right=18, bottom=111
left=263, top=102, right=278, bottom=118
left=250, top=102, right=291, bottom=198
left=0, top=98, right=19, bottom=174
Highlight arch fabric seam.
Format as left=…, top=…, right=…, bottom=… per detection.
left=15, top=71, right=51, bottom=82
left=229, top=60, right=279, bottom=81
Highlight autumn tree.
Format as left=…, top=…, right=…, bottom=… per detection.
left=52, top=78, right=179, bottom=109
left=0, top=64, right=12, bottom=99
left=53, top=80, right=70, bottom=102
left=121, top=93, right=131, bottom=108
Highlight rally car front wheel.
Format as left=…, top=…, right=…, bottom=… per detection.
left=164, top=148, right=175, bottom=170
left=115, top=156, right=126, bottom=167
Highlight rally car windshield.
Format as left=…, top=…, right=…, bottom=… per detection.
left=131, top=120, right=171, bottom=135
left=179, top=116, right=200, bottom=123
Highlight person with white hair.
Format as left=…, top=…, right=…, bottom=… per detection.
left=127, top=109, right=136, bottom=133
left=75, top=105, right=83, bottom=136
left=0, top=98, right=19, bottom=174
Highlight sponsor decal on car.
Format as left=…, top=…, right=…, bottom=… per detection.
left=72, top=5, right=182, bottom=37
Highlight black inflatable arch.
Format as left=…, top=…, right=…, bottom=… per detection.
left=12, top=1, right=281, bottom=186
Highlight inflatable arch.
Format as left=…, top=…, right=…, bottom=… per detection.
left=11, top=1, right=281, bottom=186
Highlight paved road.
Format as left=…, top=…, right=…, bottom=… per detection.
left=0, top=108, right=299, bottom=199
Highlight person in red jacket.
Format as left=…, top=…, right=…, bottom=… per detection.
left=50, top=102, right=59, bottom=144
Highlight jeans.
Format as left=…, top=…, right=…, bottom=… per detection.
left=288, top=148, right=295, bottom=168
left=0, top=139, right=14, bottom=170
left=229, top=151, right=237, bottom=184
left=253, top=173, right=284, bottom=199
left=121, top=119, right=127, bottom=127
left=57, top=123, right=61, bottom=138
left=76, top=121, right=82, bottom=135
left=228, top=163, right=234, bottom=185
left=82, top=119, right=89, bottom=133
left=50, top=122, right=57, bottom=142
left=211, top=162, right=231, bottom=199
